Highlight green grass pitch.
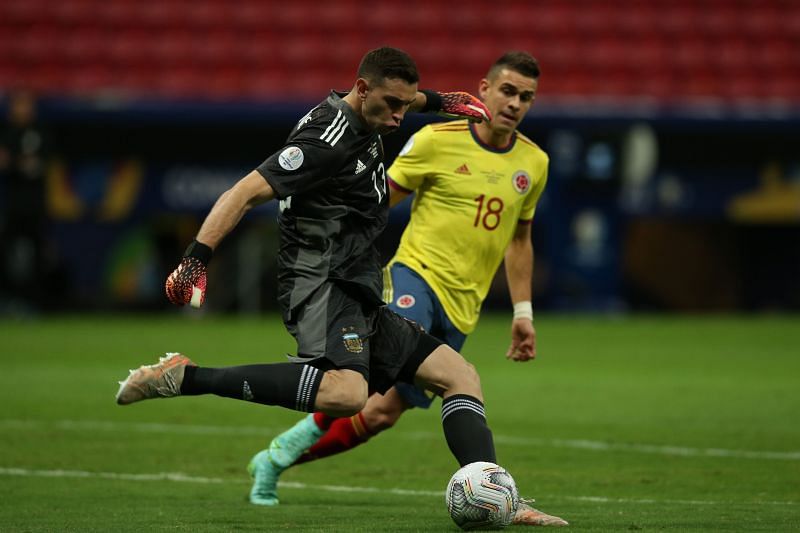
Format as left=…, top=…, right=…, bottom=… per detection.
left=1, top=314, right=798, bottom=531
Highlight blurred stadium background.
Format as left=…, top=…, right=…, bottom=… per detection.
left=2, top=2, right=800, bottom=531
left=1, top=0, right=799, bottom=314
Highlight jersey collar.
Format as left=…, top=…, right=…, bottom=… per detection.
left=469, top=122, right=516, bottom=154
left=329, top=91, right=370, bottom=136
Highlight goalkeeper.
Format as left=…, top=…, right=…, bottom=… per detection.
left=116, top=47, right=511, bottom=495
left=250, top=51, right=567, bottom=527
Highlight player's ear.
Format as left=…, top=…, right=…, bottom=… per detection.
left=478, top=78, right=490, bottom=100
left=355, top=78, right=370, bottom=101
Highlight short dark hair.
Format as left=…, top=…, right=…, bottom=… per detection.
left=487, top=51, right=541, bottom=80
left=357, top=47, right=420, bottom=85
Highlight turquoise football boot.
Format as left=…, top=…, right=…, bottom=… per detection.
left=247, top=414, right=324, bottom=505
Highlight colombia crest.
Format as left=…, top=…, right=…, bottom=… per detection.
left=512, top=170, right=531, bottom=194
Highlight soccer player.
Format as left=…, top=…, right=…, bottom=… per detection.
left=248, top=52, right=567, bottom=527
left=115, top=47, right=512, bottom=496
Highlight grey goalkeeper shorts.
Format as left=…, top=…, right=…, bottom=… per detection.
left=284, top=281, right=442, bottom=394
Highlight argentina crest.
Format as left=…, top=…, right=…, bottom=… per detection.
left=341, top=327, right=364, bottom=353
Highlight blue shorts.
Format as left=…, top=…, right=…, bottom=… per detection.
left=386, top=262, right=467, bottom=408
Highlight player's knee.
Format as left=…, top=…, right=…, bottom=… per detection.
left=459, top=360, right=482, bottom=392
left=446, top=359, right=483, bottom=399
left=318, top=388, right=367, bottom=417
left=363, top=406, right=402, bottom=432
left=415, top=344, right=483, bottom=400
left=360, top=388, right=409, bottom=432
left=334, top=393, right=368, bottom=416
left=316, top=370, right=368, bottom=417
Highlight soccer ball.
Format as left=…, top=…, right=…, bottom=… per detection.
left=445, top=461, right=519, bottom=530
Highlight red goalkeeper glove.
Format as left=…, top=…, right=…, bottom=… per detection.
left=165, top=240, right=212, bottom=308
left=420, top=90, right=491, bottom=123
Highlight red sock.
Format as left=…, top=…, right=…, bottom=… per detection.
left=312, top=411, right=336, bottom=431
left=296, top=412, right=373, bottom=464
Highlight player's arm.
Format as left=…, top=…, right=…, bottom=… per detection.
left=165, top=170, right=275, bottom=307
left=411, top=90, right=491, bottom=122
left=504, top=222, right=536, bottom=362
left=387, top=125, right=439, bottom=207
left=387, top=175, right=412, bottom=207
left=195, top=170, right=275, bottom=249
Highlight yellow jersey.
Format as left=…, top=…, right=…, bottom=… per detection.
left=386, top=120, right=548, bottom=334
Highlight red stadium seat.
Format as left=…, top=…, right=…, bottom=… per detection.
left=315, top=1, right=360, bottom=31
left=572, top=3, right=617, bottom=37
left=280, top=33, right=328, bottom=70
left=656, top=5, right=697, bottom=36
left=270, top=3, right=315, bottom=28
left=94, top=0, right=140, bottom=28
left=0, top=0, right=51, bottom=23
left=184, top=0, right=233, bottom=29
left=721, top=71, right=760, bottom=100
left=615, top=5, right=659, bottom=36
left=138, top=1, right=187, bottom=28
left=672, top=39, right=713, bottom=72
left=625, top=37, right=669, bottom=71
left=0, top=0, right=795, bottom=105
left=11, top=24, right=61, bottom=64
left=740, top=6, right=781, bottom=38
left=635, top=71, right=676, bottom=102
left=192, top=31, right=240, bottom=67
left=115, top=66, right=157, bottom=95
left=682, top=73, right=723, bottom=100
left=764, top=75, right=800, bottom=102
left=363, top=3, right=405, bottom=29
left=714, top=38, right=754, bottom=75
left=61, top=28, right=107, bottom=64
left=756, top=38, right=795, bottom=72
left=64, top=64, right=116, bottom=96
left=0, top=62, right=17, bottom=89
left=149, top=31, right=195, bottom=66
left=583, top=37, right=630, bottom=70
left=50, top=0, right=96, bottom=25
left=238, top=30, right=285, bottom=70
left=106, top=29, right=155, bottom=65
left=27, top=64, right=70, bottom=95
left=154, top=66, right=203, bottom=99
left=246, top=71, right=287, bottom=101
left=697, top=6, right=740, bottom=37
left=502, top=2, right=571, bottom=35
left=230, top=1, right=280, bottom=29
left=203, top=68, right=246, bottom=101
left=781, top=8, right=800, bottom=36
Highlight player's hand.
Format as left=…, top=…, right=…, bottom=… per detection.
left=438, top=92, right=492, bottom=123
left=506, top=318, right=536, bottom=362
left=165, top=257, right=207, bottom=308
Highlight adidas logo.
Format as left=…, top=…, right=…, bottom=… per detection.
left=455, top=163, right=471, bottom=175
left=243, top=380, right=254, bottom=401
left=355, top=159, right=367, bottom=174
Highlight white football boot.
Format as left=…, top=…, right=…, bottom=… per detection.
left=514, top=499, right=569, bottom=526
left=116, top=353, right=195, bottom=405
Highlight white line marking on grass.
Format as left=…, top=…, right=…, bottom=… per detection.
left=0, top=467, right=225, bottom=484
left=0, top=419, right=276, bottom=436
left=0, top=467, right=796, bottom=507
left=561, top=495, right=797, bottom=507
left=278, top=481, right=443, bottom=497
left=2, top=419, right=799, bottom=461
left=488, top=435, right=800, bottom=461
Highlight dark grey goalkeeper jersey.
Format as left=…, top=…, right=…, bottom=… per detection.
left=257, top=92, right=389, bottom=319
